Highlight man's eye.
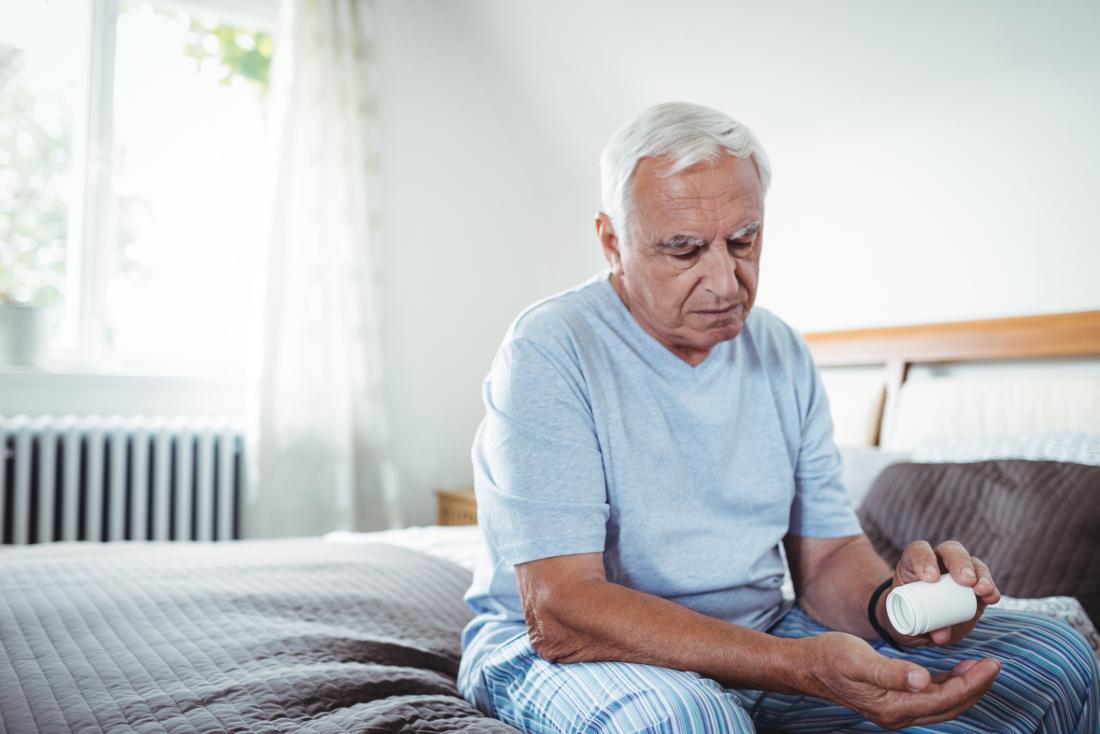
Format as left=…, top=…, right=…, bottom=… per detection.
left=729, top=240, right=753, bottom=252
left=672, top=250, right=700, bottom=261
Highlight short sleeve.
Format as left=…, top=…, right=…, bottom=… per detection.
left=787, top=333, right=864, bottom=538
left=472, top=336, right=610, bottom=566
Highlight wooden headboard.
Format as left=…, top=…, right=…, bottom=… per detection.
left=803, top=310, right=1100, bottom=447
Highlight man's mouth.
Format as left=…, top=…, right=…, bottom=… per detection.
left=694, top=303, right=744, bottom=316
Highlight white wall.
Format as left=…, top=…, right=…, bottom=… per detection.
left=374, top=0, right=1100, bottom=524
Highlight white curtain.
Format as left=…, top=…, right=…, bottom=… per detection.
left=245, top=0, right=403, bottom=538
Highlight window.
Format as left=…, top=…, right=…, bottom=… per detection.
left=0, top=1, right=90, bottom=346
left=1, top=0, right=276, bottom=376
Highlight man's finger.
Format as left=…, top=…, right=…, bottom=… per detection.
left=929, top=626, right=953, bottom=645
left=935, top=540, right=977, bottom=587
left=899, top=540, right=939, bottom=584
left=869, top=653, right=931, bottom=692
left=930, top=659, right=980, bottom=683
left=888, top=658, right=1001, bottom=724
left=971, top=557, right=1001, bottom=604
left=902, top=659, right=1002, bottom=727
left=959, top=658, right=1001, bottom=692
left=953, top=659, right=979, bottom=675
left=921, top=658, right=999, bottom=704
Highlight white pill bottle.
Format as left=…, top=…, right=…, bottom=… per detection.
left=886, top=575, right=978, bottom=636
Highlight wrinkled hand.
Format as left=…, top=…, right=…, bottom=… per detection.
left=798, top=630, right=1001, bottom=730
left=881, top=540, right=1003, bottom=647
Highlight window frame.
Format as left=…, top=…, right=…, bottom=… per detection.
left=47, top=0, right=276, bottom=377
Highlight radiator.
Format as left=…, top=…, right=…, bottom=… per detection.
left=0, top=415, right=245, bottom=545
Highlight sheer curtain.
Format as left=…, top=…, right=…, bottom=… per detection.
left=245, top=0, right=403, bottom=538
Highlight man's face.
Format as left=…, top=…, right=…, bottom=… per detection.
left=598, top=152, right=765, bottom=366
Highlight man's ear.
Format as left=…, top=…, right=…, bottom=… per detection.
left=595, top=212, right=623, bottom=273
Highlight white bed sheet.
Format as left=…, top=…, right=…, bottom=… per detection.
left=325, top=524, right=484, bottom=572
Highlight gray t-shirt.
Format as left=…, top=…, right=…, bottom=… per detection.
left=459, top=270, right=862, bottom=677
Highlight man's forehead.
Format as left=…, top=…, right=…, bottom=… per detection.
left=625, top=153, right=764, bottom=244
left=635, top=155, right=762, bottom=208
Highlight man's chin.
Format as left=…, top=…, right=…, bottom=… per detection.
left=687, top=321, right=744, bottom=352
left=694, top=309, right=747, bottom=340
left=710, top=323, right=744, bottom=343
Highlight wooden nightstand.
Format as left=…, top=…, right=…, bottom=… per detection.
left=435, top=487, right=477, bottom=525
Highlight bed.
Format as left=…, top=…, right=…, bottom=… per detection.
left=2, top=310, right=1098, bottom=733
left=0, top=535, right=517, bottom=733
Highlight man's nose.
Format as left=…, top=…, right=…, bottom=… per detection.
left=701, top=246, right=740, bottom=301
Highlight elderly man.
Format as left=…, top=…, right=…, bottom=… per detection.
left=455, top=102, right=1098, bottom=733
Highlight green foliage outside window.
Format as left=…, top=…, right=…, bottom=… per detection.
left=183, top=21, right=273, bottom=96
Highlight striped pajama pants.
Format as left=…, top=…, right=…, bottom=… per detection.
left=457, top=605, right=1099, bottom=733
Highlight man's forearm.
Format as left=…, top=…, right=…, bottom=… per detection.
left=795, top=535, right=894, bottom=639
left=531, top=578, right=806, bottom=694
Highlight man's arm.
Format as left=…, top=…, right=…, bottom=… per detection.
left=783, top=533, right=894, bottom=640
left=516, top=550, right=1004, bottom=730
left=516, top=551, right=804, bottom=694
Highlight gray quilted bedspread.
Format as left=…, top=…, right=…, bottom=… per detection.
left=0, top=539, right=520, bottom=733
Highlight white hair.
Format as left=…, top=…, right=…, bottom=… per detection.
left=599, top=101, right=772, bottom=239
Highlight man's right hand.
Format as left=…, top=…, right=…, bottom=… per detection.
left=795, top=631, right=1001, bottom=730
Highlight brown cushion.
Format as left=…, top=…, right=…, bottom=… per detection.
left=856, top=459, right=1100, bottom=621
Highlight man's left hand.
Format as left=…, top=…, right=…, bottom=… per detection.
left=879, top=540, right=1002, bottom=647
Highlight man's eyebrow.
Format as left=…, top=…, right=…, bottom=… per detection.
left=727, top=221, right=761, bottom=240
left=655, top=234, right=707, bottom=251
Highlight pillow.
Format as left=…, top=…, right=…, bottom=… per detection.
left=820, top=373, right=885, bottom=448
left=857, top=460, right=1100, bottom=623
left=839, top=446, right=913, bottom=508
left=882, top=377, right=1100, bottom=451
left=912, top=431, right=1100, bottom=466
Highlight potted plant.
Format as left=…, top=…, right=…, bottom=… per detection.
left=0, top=269, right=56, bottom=367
